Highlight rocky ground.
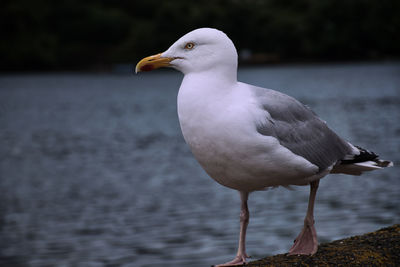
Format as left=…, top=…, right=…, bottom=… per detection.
left=244, top=224, right=400, bottom=267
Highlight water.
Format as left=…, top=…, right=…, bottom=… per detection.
left=1, top=63, right=399, bottom=267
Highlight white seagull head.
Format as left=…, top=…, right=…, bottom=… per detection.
left=136, top=28, right=238, bottom=78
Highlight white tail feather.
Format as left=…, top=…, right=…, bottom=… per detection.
left=331, top=160, right=393, bottom=175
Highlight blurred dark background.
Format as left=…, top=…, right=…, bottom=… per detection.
left=1, top=1, right=400, bottom=267
left=1, top=0, right=399, bottom=71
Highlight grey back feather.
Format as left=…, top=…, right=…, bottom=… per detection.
left=252, top=86, right=352, bottom=171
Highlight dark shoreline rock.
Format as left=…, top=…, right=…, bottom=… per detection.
left=245, top=224, right=400, bottom=267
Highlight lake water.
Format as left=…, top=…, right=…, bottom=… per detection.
left=1, top=62, right=399, bottom=267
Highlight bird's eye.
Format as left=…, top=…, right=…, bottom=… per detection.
left=184, top=42, right=195, bottom=50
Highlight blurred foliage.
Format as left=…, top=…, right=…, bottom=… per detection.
left=0, top=0, right=399, bottom=70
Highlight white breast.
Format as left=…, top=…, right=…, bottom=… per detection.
left=177, top=76, right=318, bottom=191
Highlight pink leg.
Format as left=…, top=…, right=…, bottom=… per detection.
left=215, top=191, right=250, bottom=266
left=288, top=180, right=320, bottom=255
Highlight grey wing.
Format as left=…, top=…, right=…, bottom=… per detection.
left=252, top=86, right=352, bottom=171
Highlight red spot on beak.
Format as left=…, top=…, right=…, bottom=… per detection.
left=140, top=64, right=155, bottom=72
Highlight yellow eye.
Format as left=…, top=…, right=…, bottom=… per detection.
left=184, top=42, right=195, bottom=50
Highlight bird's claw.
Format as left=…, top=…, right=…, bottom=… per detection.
left=213, top=254, right=250, bottom=266
left=288, top=223, right=318, bottom=255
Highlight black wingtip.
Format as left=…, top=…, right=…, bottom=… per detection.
left=341, top=145, right=379, bottom=164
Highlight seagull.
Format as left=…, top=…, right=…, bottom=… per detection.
left=135, top=28, right=393, bottom=266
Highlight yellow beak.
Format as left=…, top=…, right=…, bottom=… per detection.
left=135, top=53, right=176, bottom=73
